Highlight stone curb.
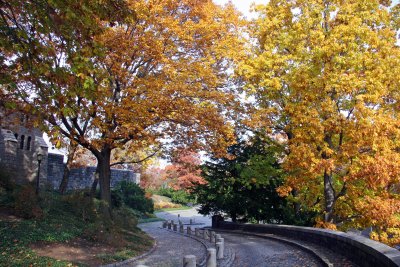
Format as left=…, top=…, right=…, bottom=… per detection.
left=100, top=238, right=158, bottom=267
left=212, top=228, right=331, bottom=267
left=164, top=227, right=235, bottom=267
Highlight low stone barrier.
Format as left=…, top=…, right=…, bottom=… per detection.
left=213, top=220, right=400, bottom=267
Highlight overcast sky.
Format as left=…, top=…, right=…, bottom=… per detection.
left=213, top=0, right=267, bottom=19
left=213, top=0, right=400, bottom=18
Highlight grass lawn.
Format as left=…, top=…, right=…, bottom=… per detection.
left=0, top=189, right=154, bottom=267
left=155, top=206, right=193, bottom=212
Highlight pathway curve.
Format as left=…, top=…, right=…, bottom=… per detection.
left=123, top=221, right=206, bottom=267
left=222, top=232, right=324, bottom=267
left=127, top=208, right=348, bottom=267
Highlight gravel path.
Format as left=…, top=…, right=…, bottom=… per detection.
left=124, top=222, right=206, bottom=267
left=222, top=232, right=324, bottom=267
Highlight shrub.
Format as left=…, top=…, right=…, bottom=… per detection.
left=63, top=190, right=98, bottom=222
left=111, top=181, right=154, bottom=214
left=154, top=188, right=195, bottom=205
left=13, top=185, right=43, bottom=219
left=113, top=206, right=139, bottom=229
left=0, top=168, right=15, bottom=192
left=153, top=201, right=181, bottom=210
left=0, top=168, right=16, bottom=206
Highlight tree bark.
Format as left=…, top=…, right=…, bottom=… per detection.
left=324, top=170, right=335, bottom=223
left=90, top=167, right=99, bottom=198
left=231, top=212, right=237, bottom=223
left=292, top=189, right=300, bottom=216
left=58, top=142, right=77, bottom=194
left=95, top=146, right=112, bottom=219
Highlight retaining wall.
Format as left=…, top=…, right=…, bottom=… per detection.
left=213, top=220, right=400, bottom=267
left=47, top=153, right=140, bottom=190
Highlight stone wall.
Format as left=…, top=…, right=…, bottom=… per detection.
left=0, top=127, right=48, bottom=186
left=47, top=153, right=140, bottom=191
left=46, top=153, right=65, bottom=189
left=214, top=220, right=400, bottom=267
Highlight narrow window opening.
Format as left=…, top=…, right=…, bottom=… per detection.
left=20, top=135, right=25, bottom=149
left=14, top=133, right=18, bottom=140
left=27, top=136, right=31, bottom=150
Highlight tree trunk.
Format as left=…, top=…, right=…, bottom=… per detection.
left=59, top=142, right=77, bottom=194
left=231, top=212, right=237, bottom=223
left=90, top=167, right=99, bottom=198
left=292, top=189, right=300, bottom=217
left=96, top=146, right=112, bottom=219
left=324, top=170, right=335, bottom=223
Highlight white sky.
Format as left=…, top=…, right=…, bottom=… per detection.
left=213, top=0, right=268, bottom=19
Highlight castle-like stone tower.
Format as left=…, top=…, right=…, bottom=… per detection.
left=0, top=109, right=48, bottom=185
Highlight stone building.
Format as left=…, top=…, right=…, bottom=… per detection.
left=0, top=105, right=140, bottom=190
left=0, top=108, right=48, bottom=185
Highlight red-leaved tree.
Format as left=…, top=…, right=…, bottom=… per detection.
left=164, top=150, right=205, bottom=191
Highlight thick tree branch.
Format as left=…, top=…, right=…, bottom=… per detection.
left=110, top=148, right=161, bottom=167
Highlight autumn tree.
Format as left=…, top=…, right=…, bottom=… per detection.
left=1, top=0, right=245, bottom=213
left=240, top=0, right=400, bottom=244
left=140, top=165, right=166, bottom=189
left=163, top=149, right=205, bottom=190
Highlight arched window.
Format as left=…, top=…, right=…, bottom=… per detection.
left=27, top=136, right=31, bottom=150
left=20, top=135, right=25, bottom=149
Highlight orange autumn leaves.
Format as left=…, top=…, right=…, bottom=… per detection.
left=3, top=0, right=400, bottom=246
left=1, top=0, right=245, bottom=205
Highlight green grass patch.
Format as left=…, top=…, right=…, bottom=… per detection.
left=0, top=216, right=86, bottom=266
left=155, top=206, right=192, bottom=212
left=0, top=187, right=154, bottom=266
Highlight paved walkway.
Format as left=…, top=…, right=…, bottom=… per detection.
left=126, top=221, right=206, bottom=267
left=224, top=233, right=324, bottom=267
left=125, top=208, right=346, bottom=267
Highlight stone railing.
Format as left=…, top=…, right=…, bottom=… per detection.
left=213, top=219, right=400, bottom=267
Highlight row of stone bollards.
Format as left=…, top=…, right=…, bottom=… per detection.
left=161, top=220, right=225, bottom=267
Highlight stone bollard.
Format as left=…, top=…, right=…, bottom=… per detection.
left=195, top=228, right=199, bottom=237
left=187, top=226, right=191, bottom=235
left=210, top=231, right=215, bottom=243
left=216, top=237, right=224, bottom=246
left=183, top=255, right=196, bottom=267
left=168, top=222, right=172, bottom=229
left=173, top=224, right=178, bottom=231
left=171, top=220, right=174, bottom=225
left=180, top=224, right=184, bottom=233
left=203, top=229, right=208, bottom=240
left=216, top=241, right=224, bottom=259
left=162, top=221, right=167, bottom=228
left=214, top=234, right=221, bottom=244
left=206, top=248, right=217, bottom=267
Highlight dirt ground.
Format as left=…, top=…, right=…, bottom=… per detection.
left=0, top=208, right=115, bottom=267
left=30, top=238, right=116, bottom=267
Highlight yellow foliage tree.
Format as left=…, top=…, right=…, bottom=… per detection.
left=1, top=0, right=245, bottom=210
left=240, top=0, right=400, bottom=245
